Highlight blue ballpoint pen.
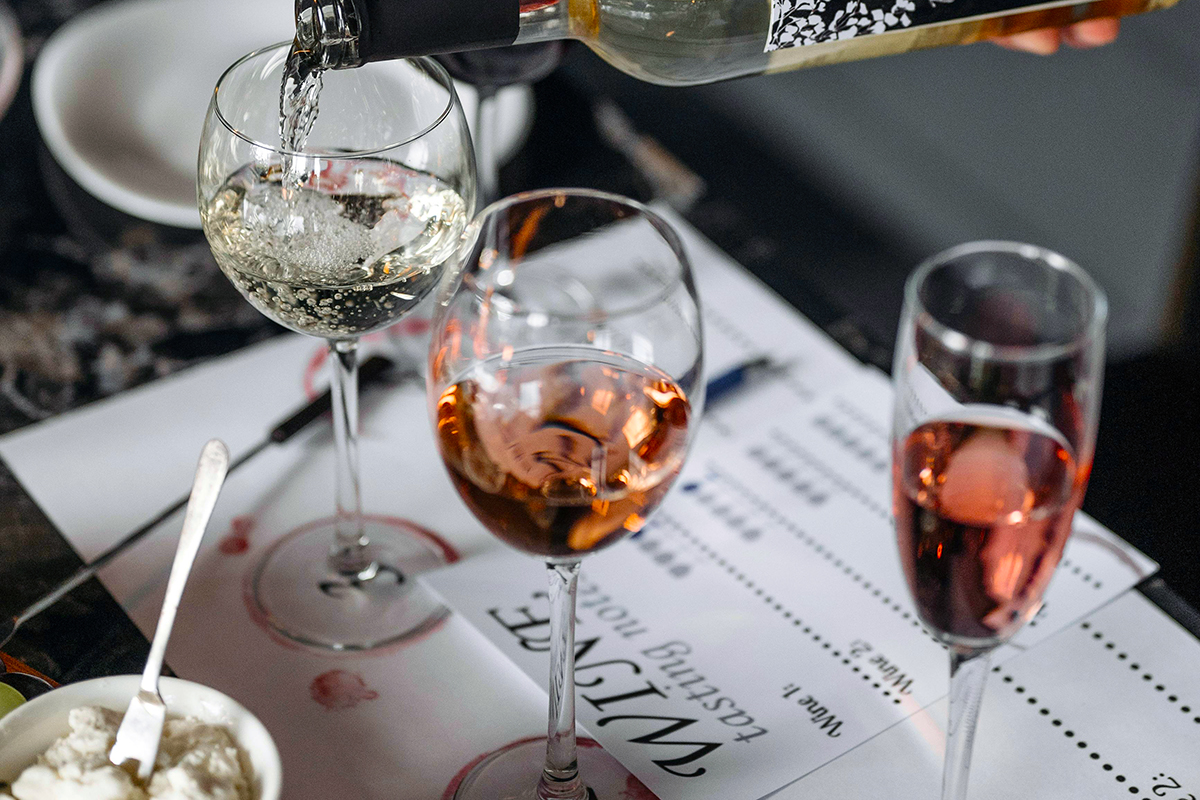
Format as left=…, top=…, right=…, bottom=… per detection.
left=705, top=356, right=787, bottom=407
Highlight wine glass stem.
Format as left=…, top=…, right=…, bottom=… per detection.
left=474, top=85, right=501, bottom=206
left=942, top=646, right=992, bottom=800
left=538, top=560, right=587, bottom=800
left=327, top=337, right=369, bottom=576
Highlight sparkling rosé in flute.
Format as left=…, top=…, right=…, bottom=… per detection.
left=894, top=414, right=1083, bottom=644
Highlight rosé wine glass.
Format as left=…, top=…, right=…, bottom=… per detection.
left=429, top=189, right=703, bottom=799
left=891, top=241, right=1106, bottom=799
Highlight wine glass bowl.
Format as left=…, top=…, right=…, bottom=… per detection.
left=435, top=350, right=692, bottom=559
left=433, top=191, right=703, bottom=562
left=200, top=45, right=474, bottom=341
left=429, top=189, right=702, bottom=799
left=197, top=43, right=475, bottom=651
left=891, top=241, right=1106, bottom=798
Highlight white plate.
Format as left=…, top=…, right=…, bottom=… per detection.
left=32, top=0, right=533, bottom=229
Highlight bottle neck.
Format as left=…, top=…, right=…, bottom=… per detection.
left=513, top=0, right=574, bottom=46
left=295, top=0, right=363, bottom=68
left=299, top=0, right=563, bottom=68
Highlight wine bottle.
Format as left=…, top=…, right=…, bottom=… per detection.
left=296, top=0, right=1182, bottom=86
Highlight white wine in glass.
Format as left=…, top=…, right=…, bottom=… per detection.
left=198, top=43, right=476, bottom=651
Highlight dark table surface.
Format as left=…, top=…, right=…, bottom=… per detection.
left=0, top=1, right=1197, bottom=687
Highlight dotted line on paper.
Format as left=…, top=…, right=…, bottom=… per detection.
left=778, top=373, right=818, bottom=404
left=812, top=414, right=889, bottom=474
left=992, top=664, right=1148, bottom=796
left=704, top=416, right=734, bottom=438
left=832, top=396, right=891, bottom=442
left=746, top=445, right=833, bottom=508
left=690, top=468, right=940, bottom=645
left=1060, top=557, right=1105, bottom=591
left=703, top=304, right=758, bottom=355
left=768, top=429, right=892, bottom=522
left=655, top=510, right=906, bottom=705
left=1080, top=621, right=1199, bottom=724
left=629, top=523, right=696, bottom=579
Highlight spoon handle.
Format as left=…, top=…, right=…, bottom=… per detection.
left=139, top=440, right=230, bottom=695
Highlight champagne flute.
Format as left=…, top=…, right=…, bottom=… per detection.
left=198, top=43, right=476, bottom=650
left=891, top=242, right=1107, bottom=799
left=429, top=189, right=703, bottom=799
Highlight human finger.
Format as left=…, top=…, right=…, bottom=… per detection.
left=1062, top=17, right=1120, bottom=47
left=992, top=27, right=1062, bottom=54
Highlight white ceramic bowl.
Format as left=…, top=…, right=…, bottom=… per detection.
left=0, top=675, right=281, bottom=800
left=33, top=0, right=533, bottom=229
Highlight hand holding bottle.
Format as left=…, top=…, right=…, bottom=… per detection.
left=993, top=16, right=1120, bottom=54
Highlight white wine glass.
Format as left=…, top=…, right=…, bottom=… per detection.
left=429, top=189, right=704, bottom=799
left=198, top=43, right=476, bottom=650
left=891, top=242, right=1107, bottom=799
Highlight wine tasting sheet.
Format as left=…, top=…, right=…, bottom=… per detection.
left=0, top=215, right=1195, bottom=800
left=422, top=370, right=1167, bottom=800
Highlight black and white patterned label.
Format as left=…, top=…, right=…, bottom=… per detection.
left=766, top=0, right=1056, bottom=50
left=767, top=0, right=919, bottom=49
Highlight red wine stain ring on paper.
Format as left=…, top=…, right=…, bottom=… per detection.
left=241, top=515, right=460, bottom=654
left=218, top=515, right=256, bottom=555
left=309, top=669, right=380, bottom=709
left=440, top=737, right=657, bottom=800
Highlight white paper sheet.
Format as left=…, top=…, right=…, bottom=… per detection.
left=0, top=217, right=870, bottom=799
left=779, top=589, right=1200, bottom=799
left=1, top=336, right=531, bottom=798
left=423, top=370, right=1160, bottom=800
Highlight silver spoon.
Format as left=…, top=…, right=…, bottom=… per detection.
left=108, top=439, right=230, bottom=782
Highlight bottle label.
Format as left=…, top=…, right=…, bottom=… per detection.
left=766, top=0, right=1053, bottom=50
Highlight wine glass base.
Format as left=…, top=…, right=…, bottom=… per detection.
left=447, top=737, right=653, bottom=800
left=249, top=515, right=454, bottom=651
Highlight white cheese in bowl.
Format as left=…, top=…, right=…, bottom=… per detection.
left=0, top=706, right=251, bottom=800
